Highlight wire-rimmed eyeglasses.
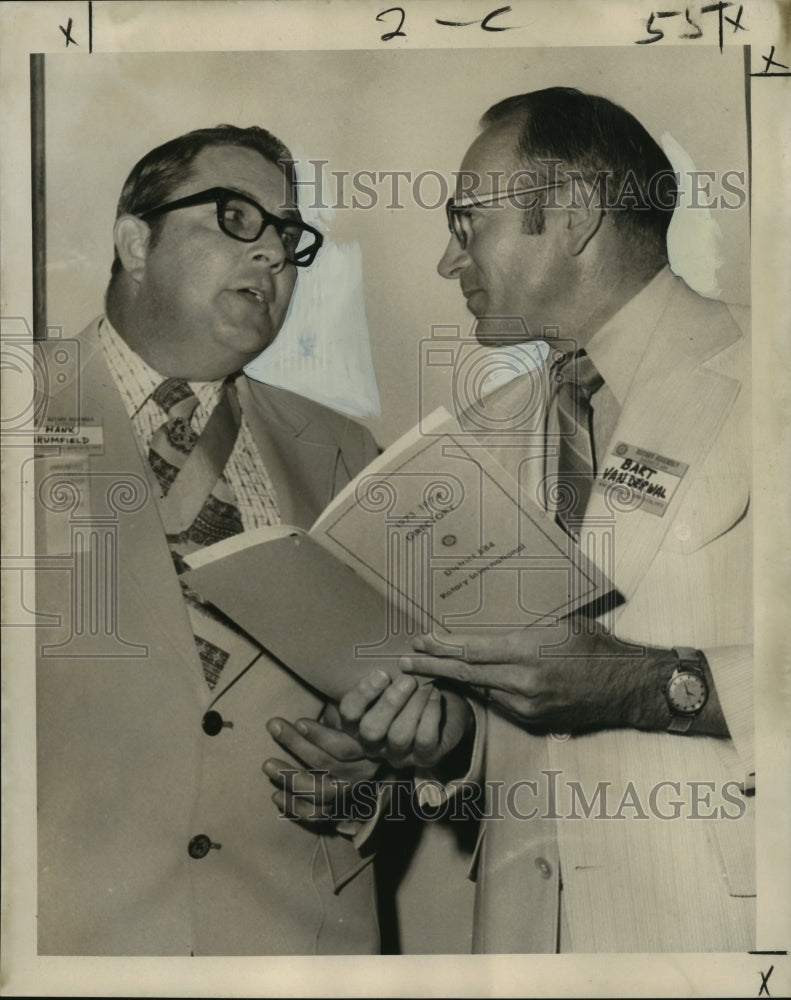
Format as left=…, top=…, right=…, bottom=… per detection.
left=445, top=183, right=565, bottom=250
left=138, top=186, right=324, bottom=267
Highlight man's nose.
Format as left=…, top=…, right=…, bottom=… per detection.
left=250, top=223, right=287, bottom=269
left=437, top=235, right=468, bottom=279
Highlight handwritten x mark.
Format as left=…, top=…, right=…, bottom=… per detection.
left=758, top=965, right=774, bottom=998
left=59, top=17, right=78, bottom=46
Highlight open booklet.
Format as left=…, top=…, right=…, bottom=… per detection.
left=183, top=408, right=614, bottom=701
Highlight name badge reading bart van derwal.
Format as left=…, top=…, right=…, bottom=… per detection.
left=595, top=441, right=689, bottom=517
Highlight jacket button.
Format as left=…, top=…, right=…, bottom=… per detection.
left=550, top=731, right=570, bottom=742
left=534, top=856, right=553, bottom=880
left=188, top=834, right=220, bottom=859
left=202, top=710, right=232, bottom=736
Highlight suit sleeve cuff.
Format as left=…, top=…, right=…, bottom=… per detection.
left=335, top=780, right=393, bottom=850
left=414, top=697, right=487, bottom=808
left=703, top=643, right=754, bottom=775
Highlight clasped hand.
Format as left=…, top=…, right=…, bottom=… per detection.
left=264, top=673, right=475, bottom=824
left=263, top=704, right=380, bottom=824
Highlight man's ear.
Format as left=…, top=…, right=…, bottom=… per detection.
left=564, top=203, right=604, bottom=256
left=113, top=214, right=152, bottom=283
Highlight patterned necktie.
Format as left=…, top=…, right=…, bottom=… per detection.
left=148, top=378, right=244, bottom=546
left=551, top=350, right=604, bottom=536
left=148, top=377, right=248, bottom=688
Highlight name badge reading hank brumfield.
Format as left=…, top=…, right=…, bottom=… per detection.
left=594, top=441, right=689, bottom=517
left=34, top=417, right=104, bottom=553
left=33, top=415, right=103, bottom=452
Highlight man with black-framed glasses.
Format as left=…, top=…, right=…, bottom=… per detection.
left=34, top=125, right=382, bottom=956
left=138, top=185, right=324, bottom=268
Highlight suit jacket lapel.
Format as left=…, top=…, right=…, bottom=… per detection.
left=43, top=319, right=210, bottom=701
left=582, top=280, right=744, bottom=603
left=235, top=376, right=341, bottom=529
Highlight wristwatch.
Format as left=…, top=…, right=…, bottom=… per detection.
left=665, top=647, right=709, bottom=733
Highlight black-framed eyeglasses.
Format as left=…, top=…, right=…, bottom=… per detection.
left=445, top=183, right=565, bottom=250
left=138, top=186, right=324, bottom=267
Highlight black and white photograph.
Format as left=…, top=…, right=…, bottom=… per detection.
left=1, top=1, right=789, bottom=996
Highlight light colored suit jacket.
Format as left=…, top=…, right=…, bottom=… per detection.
left=34, top=318, right=381, bottom=955
left=473, top=273, right=755, bottom=952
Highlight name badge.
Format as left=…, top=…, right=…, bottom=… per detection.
left=34, top=416, right=102, bottom=554
left=34, top=415, right=103, bottom=452
left=595, top=441, right=689, bottom=517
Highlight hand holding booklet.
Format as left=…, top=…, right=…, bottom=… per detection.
left=183, top=409, right=614, bottom=701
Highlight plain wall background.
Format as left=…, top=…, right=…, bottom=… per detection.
left=44, top=46, right=749, bottom=446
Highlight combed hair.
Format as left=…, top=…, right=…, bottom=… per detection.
left=482, top=88, right=677, bottom=254
left=109, top=124, right=296, bottom=277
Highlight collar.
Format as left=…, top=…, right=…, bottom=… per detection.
left=583, top=266, right=677, bottom=406
left=98, top=316, right=224, bottom=419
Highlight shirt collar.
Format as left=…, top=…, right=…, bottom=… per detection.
left=98, top=316, right=224, bottom=417
left=584, top=266, right=677, bottom=406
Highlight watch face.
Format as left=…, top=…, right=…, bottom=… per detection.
left=668, top=671, right=707, bottom=714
